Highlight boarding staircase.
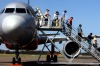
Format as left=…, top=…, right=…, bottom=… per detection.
left=35, top=6, right=100, bottom=62
left=62, top=22, right=100, bottom=62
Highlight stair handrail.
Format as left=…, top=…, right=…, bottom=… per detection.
left=62, top=21, right=100, bottom=57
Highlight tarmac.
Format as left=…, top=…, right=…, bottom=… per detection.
left=0, top=54, right=100, bottom=66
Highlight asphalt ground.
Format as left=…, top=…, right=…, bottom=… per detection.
left=0, top=54, right=100, bottom=66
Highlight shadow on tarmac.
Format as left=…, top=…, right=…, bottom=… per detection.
left=22, top=61, right=100, bottom=66
left=0, top=61, right=99, bottom=66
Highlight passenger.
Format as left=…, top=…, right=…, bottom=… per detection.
left=61, top=10, right=67, bottom=30
left=77, top=24, right=83, bottom=42
left=87, top=33, right=93, bottom=50
left=61, top=10, right=67, bottom=22
left=52, top=11, right=59, bottom=27
left=66, top=17, right=73, bottom=36
left=55, top=18, right=59, bottom=27
left=52, top=19, right=56, bottom=27
left=93, top=35, right=98, bottom=49
left=44, top=9, right=50, bottom=18
left=53, top=11, right=59, bottom=20
left=43, top=9, right=50, bottom=26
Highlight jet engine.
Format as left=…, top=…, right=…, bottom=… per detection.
left=63, top=40, right=81, bottom=58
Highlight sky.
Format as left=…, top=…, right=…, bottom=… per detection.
left=0, top=0, right=100, bottom=51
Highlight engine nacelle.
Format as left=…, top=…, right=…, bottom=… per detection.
left=63, top=40, right=81, bottom=58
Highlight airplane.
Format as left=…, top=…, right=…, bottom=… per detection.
left=0, top=2, right=81, bottom=64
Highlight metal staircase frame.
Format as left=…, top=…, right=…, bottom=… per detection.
left=37, top=30, right=80, bottom=63
left=35, top=6, right=100, bottom=63
left=63, top=22, right=100, bottom=62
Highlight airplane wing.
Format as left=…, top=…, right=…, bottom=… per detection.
left=38, top=36, right=67, bottom=45
left=92, top=36, right=100, bottom=38
left=96, top=36, right=100, bottom=38
left=39, top=33, right=60, bottom=36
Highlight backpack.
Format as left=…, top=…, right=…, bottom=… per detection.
left=66, top=20, right=70, bottom=26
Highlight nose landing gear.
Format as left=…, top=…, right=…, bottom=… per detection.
left=11, top=44, right=22, bottom=66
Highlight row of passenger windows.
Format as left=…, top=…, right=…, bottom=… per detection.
left=1, top=8, right=34, bottom=15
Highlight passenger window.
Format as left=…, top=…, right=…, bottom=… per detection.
left=5, top=8, right=14, bottom=13
left=16, top=8, right=26, bottom=13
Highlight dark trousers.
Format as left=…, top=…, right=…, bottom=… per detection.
left=78, top=33, right=82, bottom=38
left=77, top=33, right=82, bottom=42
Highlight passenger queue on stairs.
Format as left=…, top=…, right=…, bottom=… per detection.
left=36, top=9, right=100, bottom=52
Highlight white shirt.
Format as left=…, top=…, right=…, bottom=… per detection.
left=93, top=37, right=97, bottom=44
left=77, top=27, right=82, bottom=33
left=53, top=13, right=58, bottom=19
left=44, top=11, right=49, bottom=18
left=93, top=37, right=97, bottom=41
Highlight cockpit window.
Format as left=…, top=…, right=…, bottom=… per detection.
left=27, top=9, right=35, bottom=16
left=5, top=8, right=14, bottom=13
left=16, top=8, right=26, bottom=13
left=27, top=9, right=30, bottom=14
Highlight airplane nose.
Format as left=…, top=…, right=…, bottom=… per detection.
left=2, top=15, right=26, bottom=34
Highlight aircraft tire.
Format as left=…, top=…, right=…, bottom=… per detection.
left=18, top=57, right=21, bottom=64
left=53, top=55, right=57, bottom=62
left=46, top=55, right=51, bottom=62
left=12, top=57, right=16, bottom=64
